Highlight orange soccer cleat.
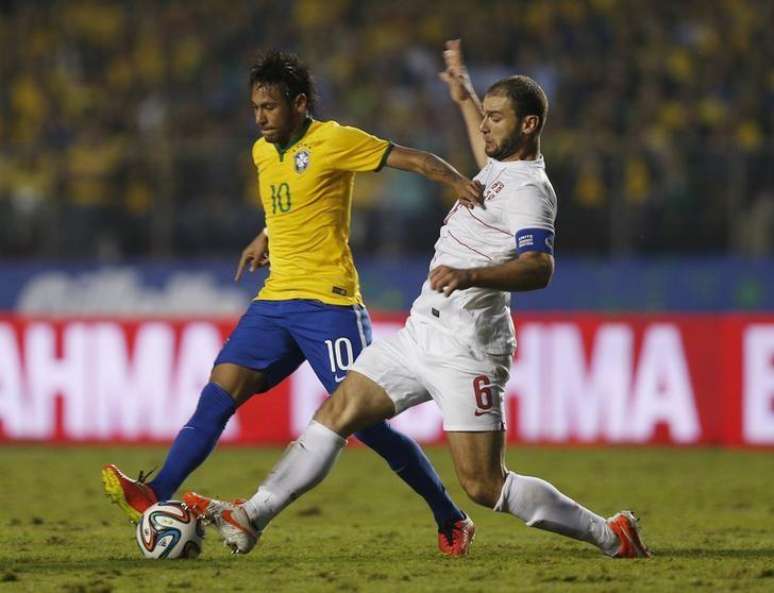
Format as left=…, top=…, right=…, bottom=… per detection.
left=183, top=491, right=259, bottom=555
left=607, top=511, right=651, bottom=558
left=438, top=515, right=476, bottom=557
left=101, top=464, right=158, bottom=523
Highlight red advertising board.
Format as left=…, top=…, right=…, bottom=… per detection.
left=1, top=314, right=773, bottom=446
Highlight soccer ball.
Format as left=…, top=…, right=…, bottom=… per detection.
left=136, top=501, right=205, bottom=559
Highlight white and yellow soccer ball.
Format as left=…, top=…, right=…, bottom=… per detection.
left=136, top=501, right=205, bottom=559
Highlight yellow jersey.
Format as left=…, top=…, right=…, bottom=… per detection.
left=251, top=118, right=392, bottom=305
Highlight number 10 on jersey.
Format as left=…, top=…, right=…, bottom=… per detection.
left=271, top=183, right=292, bottom=214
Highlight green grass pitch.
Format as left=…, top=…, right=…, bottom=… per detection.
left=1, top=445, right=774, bottom=592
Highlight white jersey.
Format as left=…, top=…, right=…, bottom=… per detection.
left=408, top=155, right=557, bottom=356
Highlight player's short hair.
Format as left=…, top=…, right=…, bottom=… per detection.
left=486, top=75, right=548, bottom=133
left=249, top=51, right=317, bottom=113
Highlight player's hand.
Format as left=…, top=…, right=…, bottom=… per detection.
left=453, top=177, right=484, bottom=209
left=438, top=39, right=475, bottom=104
left=234, top=230, right=270, bottom=282
left=429, top=265, right=474, bottom=297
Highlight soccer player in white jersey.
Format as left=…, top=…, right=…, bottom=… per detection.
left=183, top=40, right=651, bottom=559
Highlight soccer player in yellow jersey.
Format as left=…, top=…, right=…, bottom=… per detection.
left=103, top=51, right=480, bottom=555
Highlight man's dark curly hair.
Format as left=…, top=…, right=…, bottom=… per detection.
left=487, top=75, right=548, bottom=133
left=249, top=50, right=317, bottom=113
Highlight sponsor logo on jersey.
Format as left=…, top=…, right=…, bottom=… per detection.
left=332, top=286, right=348, bottom=296
left=517, top=234, right=535, bottom=248
left=294, top=149, right=310, bottom=173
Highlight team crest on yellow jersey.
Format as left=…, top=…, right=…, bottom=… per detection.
left=294, top=149, right=310, bottom=173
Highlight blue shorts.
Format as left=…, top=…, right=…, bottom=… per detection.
left=214, top=299, right=373, bottom=394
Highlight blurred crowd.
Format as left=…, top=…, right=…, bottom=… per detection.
left=1, top=0, right=772, bottom=259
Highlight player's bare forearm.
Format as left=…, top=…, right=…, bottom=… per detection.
left=469, top=254, right=554, bottom=291
left=458, top=98, right=487, bottom=169
left=386, top=144, right=483, bottom=207
left=387, top=144, right=457, bottom=184
left=429, top=252, right=554, bottom=296
left=418, top=151, right=461, bottom=187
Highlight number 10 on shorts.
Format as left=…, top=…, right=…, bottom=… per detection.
left=325, top=338, right=354, bottom=374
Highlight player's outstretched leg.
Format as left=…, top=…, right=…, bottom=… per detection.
left=189, top=374, right=394, bottom=554
left=494, top=471, right=651, bottom=557
left=354, top=421, right=472, bottom=555
left=184, top=419, right=346, bottom=555
left=447, top=432, right=651, bottom=558
left=146, top=382, right=236, bottom=500
left=494, top=471, right=622, bottom=556
left=102, top=381, right=236, bottom=522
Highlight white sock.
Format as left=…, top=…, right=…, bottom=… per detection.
left=494, top=472, right=618, bottom=555
left=242, top=420, right=346, bottom=532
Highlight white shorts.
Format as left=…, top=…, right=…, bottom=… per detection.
left=351, top=317, right=511, bottom=431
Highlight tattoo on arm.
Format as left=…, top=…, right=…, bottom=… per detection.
left=421, top=153, right=458, bottom=185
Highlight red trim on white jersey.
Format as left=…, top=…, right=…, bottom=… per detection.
left=446, top=230, right=493, bottom=261
left=464, top=207, right=512, bottom=236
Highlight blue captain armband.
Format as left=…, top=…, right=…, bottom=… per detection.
left=515, top=227, right=555, bottom=255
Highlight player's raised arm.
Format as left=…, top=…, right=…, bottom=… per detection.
left=439, top=39, right=487, bottom=169
left=385, top=144, right=483, bottom=208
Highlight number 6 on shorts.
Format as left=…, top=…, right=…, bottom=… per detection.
left=473, top=375, right=493, bottom=410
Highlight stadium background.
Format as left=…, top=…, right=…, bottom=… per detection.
left=1, top=0, right=773, bottom=448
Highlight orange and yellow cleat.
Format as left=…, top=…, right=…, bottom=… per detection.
left=101, top=464, right=158, bottom=523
